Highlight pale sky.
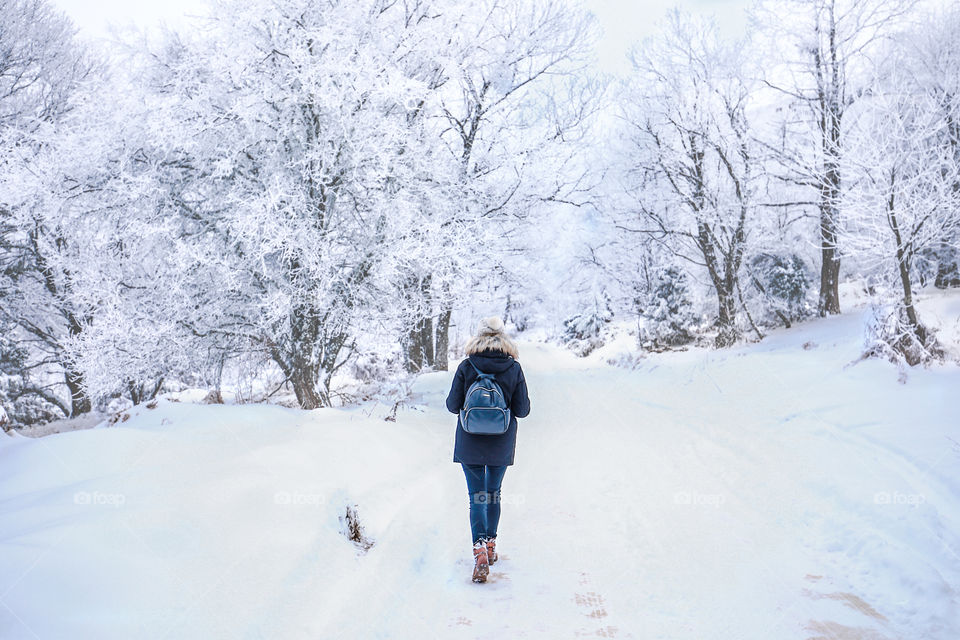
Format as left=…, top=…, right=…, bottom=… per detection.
left=588, top=0, right=751, bottom=72
left=51, top=0, right=754, bottom=74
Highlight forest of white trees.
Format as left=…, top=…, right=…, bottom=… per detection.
left=1, top=0, right=958, bottom=425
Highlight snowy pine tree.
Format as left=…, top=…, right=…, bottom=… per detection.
left=561, top=290, right=613, bottom=356
left=639, top=266, right=699, bottom=348
left=747, top=254, right=812, bottom=328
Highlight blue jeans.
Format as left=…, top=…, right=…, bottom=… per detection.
left=461, top=463, right=507, bottom=544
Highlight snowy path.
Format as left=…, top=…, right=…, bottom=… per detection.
left=1, top=304, right=959, bottom=639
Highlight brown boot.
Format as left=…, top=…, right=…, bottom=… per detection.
left=472, top=541, right=489, bottom=583
left=485, top=537, right=498, bottom=565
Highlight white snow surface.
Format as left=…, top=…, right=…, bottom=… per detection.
left=1, top=296, right=959, bottom=639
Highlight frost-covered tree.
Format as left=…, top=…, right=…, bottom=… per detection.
left=842, top=64, right=960, bottom=364
left=404, top=0, right=599, bottom=371
left=0, top=0, right=98, bottom=418
left=3, top=69, right=205, bottom=406
left=754, top=0, right=915, bottom=315
left=59, top=0, right=460, bottom=408
left=618, top=12, right=759, bottom=347
left=0, top=325, right=62, bottom=426
left=897, top=7, right=960, bottom=290
left=0, top=0, right=90, bottom=129
left=36, top=0, right=601, bottom=407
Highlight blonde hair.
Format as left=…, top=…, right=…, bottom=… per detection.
left=464, top=316, right=519, bottom=359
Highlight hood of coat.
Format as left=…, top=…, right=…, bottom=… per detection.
left=468, top=350, right=515, bottom=374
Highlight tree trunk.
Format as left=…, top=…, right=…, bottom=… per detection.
left=288, top=355, right=325, bottom=410
left=404, top=322, right=425, bottom=373
left=814, top=5, right=843, bottom=317
left=934, top=239, right=960, bottom=288
left=280, top=302, right=327, bottom=410
left=817, top=123, right=842, bottom=316
left=898, top=258, right=919, bottom=329
left=64, top=312, right=91, bottom=416
left=128, top=379, right=163, bottom=405
left=404, top=313, right=435, bottom=373
left=419, top=274, right=434, bottom=368
left=818, top=202, right=842, bottom=315
left=65, top=368, right=91, bottom=416
left=881, top=180, right=942, bottom=365
left=207, top=355, right=226, bottom=404
left=421, top=314, right=435, bottom=367
left=715, top=285, right=740, bottom=348
left=403, top=275, right=436, bottom=373
left=434, top=307, right=452, bottom=371
left=701, top=255, right=741, bottom=348
left=887, top=187, right=924, bottom=343
left=696, top=217, right=741, bottom=348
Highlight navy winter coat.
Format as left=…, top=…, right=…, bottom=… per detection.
left=446, top=349, right=531, bottom=466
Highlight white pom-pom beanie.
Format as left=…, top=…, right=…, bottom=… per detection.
left=465, top=316, right=519, bottom=358
left=477, top=316, right=505, bottom=336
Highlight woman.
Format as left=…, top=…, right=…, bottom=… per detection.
left=446, top=317, right=530, bottom=583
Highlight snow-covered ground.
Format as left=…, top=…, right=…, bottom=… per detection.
left=1, top=293, right=959, bottom=639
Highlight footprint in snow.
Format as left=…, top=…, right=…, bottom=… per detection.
left=573, top=571, right=619, bottom=638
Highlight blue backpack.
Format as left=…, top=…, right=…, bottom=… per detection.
left=459, top=359, right=512, bottom=435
